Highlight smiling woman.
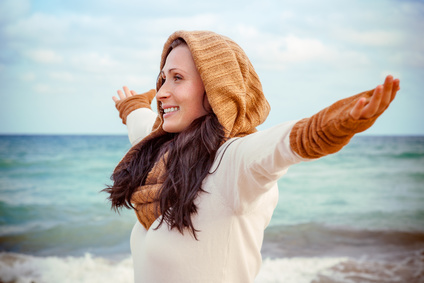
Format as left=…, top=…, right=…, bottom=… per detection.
left=156, top=39, right=210, bottom=133
left=105, top=30, right=400, bottom=283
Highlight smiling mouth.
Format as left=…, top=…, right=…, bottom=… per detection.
left=163, top=107, right=180, bottom=114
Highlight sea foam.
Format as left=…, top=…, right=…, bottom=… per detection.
left=0, top=253, right=133, bottom=283
left=0, top=252, right=348, bottom=283
left=1, top=252, right=423, bottom=283
left=255, top=257, right=347, bottom=283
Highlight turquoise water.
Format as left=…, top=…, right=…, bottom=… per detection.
left=1, top=135, right=424, bottom=282
left=273, top=136, right=424, bottom=231
left=0, top=135, right=137, bottom=257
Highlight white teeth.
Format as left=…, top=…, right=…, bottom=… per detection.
left=164, top=107, right=179, bottom=114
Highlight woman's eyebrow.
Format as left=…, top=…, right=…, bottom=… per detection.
left=161, top=68, right=182, bottom=75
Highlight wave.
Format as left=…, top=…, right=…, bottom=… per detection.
left=262, top=223, right=424, bottom=259
left=0, top=252, right=133, bottom=283
left=258, top=251, right=424, bottom=283
left=391, top=152, right=424, bottom=160
left=1, top=251, right=422, bottom=283
left=313, top=250, right=424, bottom=283
left=256, top=257, right=349, bottom=283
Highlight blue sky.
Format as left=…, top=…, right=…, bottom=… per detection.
left=1, top=0, right=423, bottom=135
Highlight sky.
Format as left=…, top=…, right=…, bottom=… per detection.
left=0, top=0, right=423, bottom=135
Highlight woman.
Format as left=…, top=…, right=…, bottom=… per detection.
left=105, top=30, right=400, bottom=282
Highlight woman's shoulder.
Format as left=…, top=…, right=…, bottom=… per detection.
left=213, top=120, right=304, bottom=167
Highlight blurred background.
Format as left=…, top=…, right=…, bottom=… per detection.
left=1, top=0, right=423, bottom=282
left=0, top=0, right=423, bottom=135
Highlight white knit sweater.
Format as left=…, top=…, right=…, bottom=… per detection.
left=126, top=108, right=306, bottom=283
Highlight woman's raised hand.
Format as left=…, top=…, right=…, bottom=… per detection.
left=350, top=75, right=400, bottom=120
left=112, top=86, right=138, bottom=102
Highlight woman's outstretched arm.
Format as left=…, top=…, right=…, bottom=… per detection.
left=290, top=75, right=400, bottom=159
left=350, top=75, right=400, bottom=120
left=113, top=86, right=158, bottom=145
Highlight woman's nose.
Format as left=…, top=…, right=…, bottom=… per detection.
left=156, top=87, right=170, bottom=101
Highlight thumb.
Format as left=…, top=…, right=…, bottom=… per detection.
left=349, top=97, right=366, bottom=120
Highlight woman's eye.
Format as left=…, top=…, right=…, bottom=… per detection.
left=174, top=75, right=182, bottom=81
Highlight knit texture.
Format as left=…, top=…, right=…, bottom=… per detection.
left=114, top=30, right=270, bottom=230
left=131, top=155, right=166, bottom=230
left=290, top=89, right=379, bottom=159
left=153, top=30, right=270, bottom=139
left=115, top=89, right=156, bottom=125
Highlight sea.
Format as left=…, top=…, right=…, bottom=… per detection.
left=0, top=134, right=423, bottom=283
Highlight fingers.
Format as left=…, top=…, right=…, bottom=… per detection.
left=380, top=75, right=393, bottom=112
left=112, top=86, right=136, bottom=102
left=350, top=97, right=367, bottom=120
left=391, top=78, right=400, bottom=103
left=374, top=75, right=400, bottom=115
left=351, top=75, right=400, bottom=120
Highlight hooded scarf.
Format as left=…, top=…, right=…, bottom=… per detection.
left=114, top=31, right=270, bottom=230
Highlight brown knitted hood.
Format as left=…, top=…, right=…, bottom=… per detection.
left=111, top=31, right=270, bottom=230
left=150, top=30, right=270, bottom=139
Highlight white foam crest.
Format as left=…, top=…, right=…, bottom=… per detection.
left=255, top=256, right=348, bottom=283
left=0, top=253, right=347, bottom=283
left=0, top=252, right=133, bottom=283
left=318, top=250, right=424, bottom=283
left=3, top=253, right=420, bottom=283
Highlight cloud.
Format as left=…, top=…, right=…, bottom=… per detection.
left=21, top=72, right=36, bottom=82
left=226, top=28, right=370, bottom=71
left=1, top=0, right=423, bottom=134
left=69, top=52, right=118, bottom=72
left=0, top=0, right=30, bottom=23
left=334, top=29, right=404, bottom=47
left=49, top=72, right=74, bottom=82
left=33, top=83, right=53, bottom=94
left=25, top=49, right=63, bottom=64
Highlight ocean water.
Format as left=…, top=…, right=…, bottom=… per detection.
left=0, top=134, right=423, bottom=283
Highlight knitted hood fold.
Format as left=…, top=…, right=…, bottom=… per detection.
left=114, top=30, right=271, bottom=177
left=112, top=31, right=270, bottom=229
left=151, top=30, right=270, bottom=140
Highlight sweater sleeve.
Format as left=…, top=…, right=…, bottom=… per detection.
left=214, top=89, right=382, bottom=213
left=114, top=89, right=158, bottom=146
left=115, top=89, right=156, bottom=125
left=126, top=108, right=158, bottom=146
left=212, top=120, right=305, bottom=213
left=289, top=89, right=379, bottom=159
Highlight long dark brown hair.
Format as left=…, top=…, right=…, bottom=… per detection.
left=104, top=39, right=226, bottom=239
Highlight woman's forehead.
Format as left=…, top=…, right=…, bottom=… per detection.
left=162, top=45, right=196, bottom=72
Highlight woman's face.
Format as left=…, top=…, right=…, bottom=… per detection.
left=156, top=44, right=210, bottom=133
